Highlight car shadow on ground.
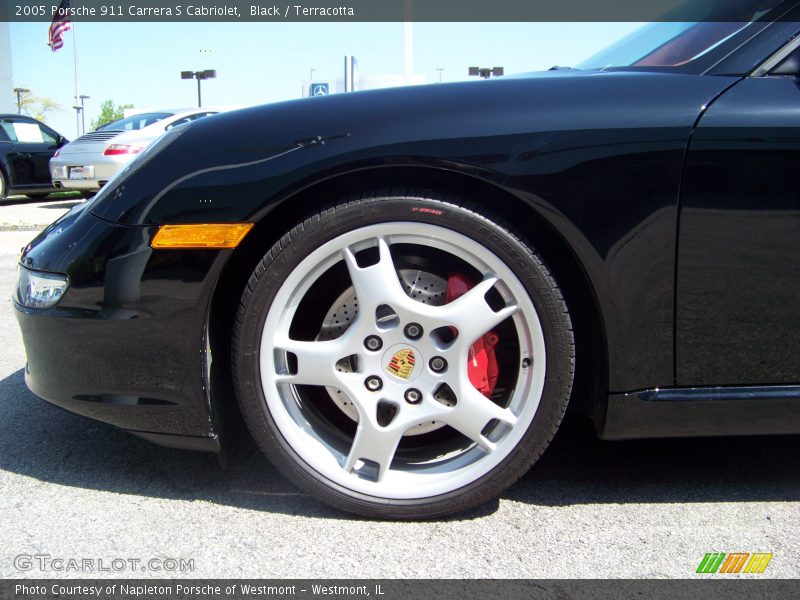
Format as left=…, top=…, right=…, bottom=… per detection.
left=1, top=194, right=83, bottom=207
left=38, top=201, right=83, bottom=210
left=1, top=368, right=798, bottom=520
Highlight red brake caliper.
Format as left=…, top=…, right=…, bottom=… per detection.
left=445, top=274, right=500, bottom=397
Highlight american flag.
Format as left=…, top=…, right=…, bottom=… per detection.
left=48, top=0, right=71, bottom=52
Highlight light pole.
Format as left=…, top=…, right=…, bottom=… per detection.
left=468, top=66, right=504, bottom=79
left=13, top=87, right=29, bottom=113
left=72, top=104, right=82, bottom=137
left=78, top=94, right=89, bottom=134
left=180, top=69, right=217, bottom=107
left=436, top=68, right=444, bottom=83
left=310, top=68, right=315, bottom=81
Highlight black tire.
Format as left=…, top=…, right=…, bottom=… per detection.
left=25, top=193, right=51, bottom=200
left=0, top=170, right=6, bottom=200
left=232, top=191, right=574, bottom=519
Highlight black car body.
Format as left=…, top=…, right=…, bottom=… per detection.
left=0, top=114, right=67, bottom=199
left=14, top=2, right=800, bottom=517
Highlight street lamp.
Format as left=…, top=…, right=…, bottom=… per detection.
left=77, top=94, right=90, bottom=134
left=180, top=69, right=217, bottom=107
left=72, top=104, right=83, bottom=137
left=13, top=87, right=29, bottom=113
left=436, top=68, right=444, bottom=83
left=468, top=66, right=504, bottom=79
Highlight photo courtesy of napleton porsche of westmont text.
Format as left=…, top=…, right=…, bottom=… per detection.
left=15, top=583, right=384, bottom=596
left=1, top=0, right=799, bottom=596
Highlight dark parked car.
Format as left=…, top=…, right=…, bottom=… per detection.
left=0, top=114, right=68, bottom=200
left=14, top=1, right=800, bottom=518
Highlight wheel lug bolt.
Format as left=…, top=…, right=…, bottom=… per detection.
left=429, top=356, right=447, bottom=373
left=404, top=388, right=422, bottom=404
left=364, top=335, right=383, bottom=351
left=365, top=376, right=383, bottom=391
left=404, top=323, right=423, bottom=340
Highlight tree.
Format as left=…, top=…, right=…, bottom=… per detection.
left=90, top=99, right=134, bottom=130
left=16, top=88, right=61, bottom=124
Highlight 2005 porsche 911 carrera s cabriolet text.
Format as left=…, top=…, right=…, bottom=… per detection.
left=14, top=1, right=800, bottom=518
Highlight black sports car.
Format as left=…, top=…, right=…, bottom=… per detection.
left=0, top=114, right=68, bottom=200
left=14, top=2, right=800, bottom=518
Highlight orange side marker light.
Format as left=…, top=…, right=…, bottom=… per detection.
left=151, top=223, right=254, bottom=249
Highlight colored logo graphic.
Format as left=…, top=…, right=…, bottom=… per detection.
left=387, top=348, right=416, bottom=380
left=696, top=552, right=773, bottom=574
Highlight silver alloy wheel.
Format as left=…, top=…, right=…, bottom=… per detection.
left=259, top=222, right=547, bottom=499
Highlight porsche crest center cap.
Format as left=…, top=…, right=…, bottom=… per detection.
left=383, top=345, right=422, bottom=382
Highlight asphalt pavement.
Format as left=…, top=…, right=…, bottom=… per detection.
left=1, top=196, right=798, bottom=579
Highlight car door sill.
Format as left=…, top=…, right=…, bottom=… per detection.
left=601, top=385, right=800, bottom=439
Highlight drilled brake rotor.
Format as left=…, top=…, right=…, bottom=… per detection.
left=318, top=269, right=447, bottom=436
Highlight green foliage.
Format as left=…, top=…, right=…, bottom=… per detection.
left=90, top=99, right=134, bottom=130
left=15, top=87, right=61, bottom=124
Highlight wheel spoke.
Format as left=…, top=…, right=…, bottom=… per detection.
left=439, top=276, right=517, bottom=344
left=443, top=384, right=517, bottom=452
left=273, top=337, right=350, bottom=387
left=344, top=417, right=405, bottom=482
left=343, top=238, right=406, bottom=311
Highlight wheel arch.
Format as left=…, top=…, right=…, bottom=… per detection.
left=208, top=165, right=610, bottom=444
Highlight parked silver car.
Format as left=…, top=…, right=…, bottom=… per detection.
left=50, top=109, right=217, bottom=192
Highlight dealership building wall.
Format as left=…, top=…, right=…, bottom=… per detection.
left=0, top=23, right=13, bottom=113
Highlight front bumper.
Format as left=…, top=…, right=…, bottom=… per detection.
left=14, top=206, right=227, bottom=445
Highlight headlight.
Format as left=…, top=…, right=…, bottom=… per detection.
left=15, top=266, right=69, bottom=309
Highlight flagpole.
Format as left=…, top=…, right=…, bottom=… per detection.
left=72, top=21, right=80, bottom=136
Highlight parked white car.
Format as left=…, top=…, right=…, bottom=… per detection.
left=50, top=109, right=217, bottom=192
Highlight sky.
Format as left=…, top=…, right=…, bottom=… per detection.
left=8, top=21, right=641, bottom=138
